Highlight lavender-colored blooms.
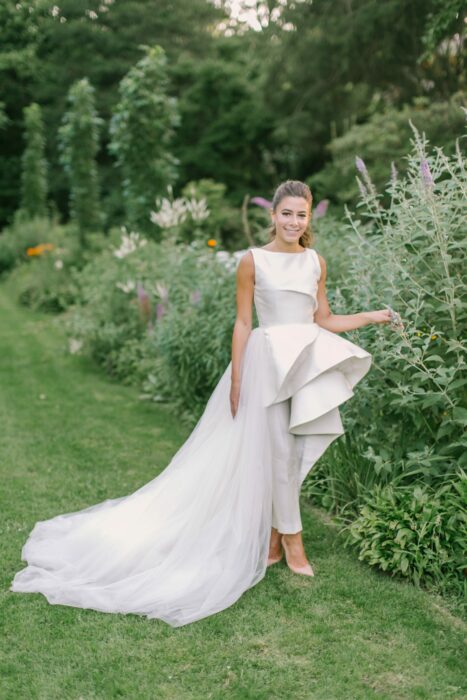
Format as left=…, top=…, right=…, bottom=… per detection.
left=420, top=159, right=434, bottom=188
left=355, top=156, right=367, bottom=174
left=313, top=199, right=329, bottom=219
left=190, top=289, right=201, bottom=305
left=156, top=302, right=166, bottom=321
left=251, top=196, right=272, bottom=209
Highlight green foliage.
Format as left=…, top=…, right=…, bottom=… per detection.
left=305, top=122, right=467, bottom=519
left=172, top=56, right=275, bottom=202
left=19, top=103, right=48, bottom=219
left=109, top=46, right=179, bottom=235
left=6, top=218, right=107, bottom=311
left=309, top=93, right=466, bottom=205
left=344, top=474, right=467, bottom=597
left=58, top=78, right=103, bottom=240
left=139, top=250, right=237, bottom=423
left=0, top=215, right=52, bottom=275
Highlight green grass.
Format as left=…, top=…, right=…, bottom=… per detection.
left=0, top=287, right=466, bottom=700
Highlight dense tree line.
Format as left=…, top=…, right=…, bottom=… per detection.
left=0, top=0, right=464, bottom=228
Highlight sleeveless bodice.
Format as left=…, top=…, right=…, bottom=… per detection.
left=250, top=248, right=321, bottom=327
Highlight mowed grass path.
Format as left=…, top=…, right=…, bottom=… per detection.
left=0, top=287, right=465, bottom=700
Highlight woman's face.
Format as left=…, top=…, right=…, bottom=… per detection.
left=271, top=196, right=310, bottom=245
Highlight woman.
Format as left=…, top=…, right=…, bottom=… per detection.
left=11, top=180, right=392, bottom=627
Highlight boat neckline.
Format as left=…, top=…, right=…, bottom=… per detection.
left=255, top=247, right=309, bottom=255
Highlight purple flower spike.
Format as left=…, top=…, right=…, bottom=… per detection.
left=251, top=196, right=272, bottom=209
left=156, top=302, right=166, bottom=321
left=313, top=199, right=329, bottom=220
left=355, top=156, right=367, bottom=174
left=420, top=159, right=434, bottom=188
left=190, top=289, right=201, bottom=305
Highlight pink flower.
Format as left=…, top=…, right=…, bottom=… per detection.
left=313, top=199, right=329, bottom=220
left=355, top=156, right=367, bottom=174
left=251, top=196, right=272, bottom=209
left=420, top=159, right=434, bottom=188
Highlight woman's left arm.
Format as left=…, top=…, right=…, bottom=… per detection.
left=314, top=254, right=391, bottom=333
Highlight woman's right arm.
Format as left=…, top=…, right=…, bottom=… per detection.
left=230, top=251, right=254, bottom=418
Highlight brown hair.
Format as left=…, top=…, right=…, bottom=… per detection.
left=267, top=180, right=314, bottom=248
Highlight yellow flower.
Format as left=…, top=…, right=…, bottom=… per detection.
left=416, top=331, right=422, bottom=337
left=431, top=334, right=437, bottom=340
left=207, top=239, right=217, bottom=248
left=26, top=247, right=39, bottom=257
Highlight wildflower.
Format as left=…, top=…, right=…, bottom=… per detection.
left=420, top=159, right=434, bottom=188
left=207, top=239, right=217, bottom=248
left=190, top=289, right=201, bottom=305
left=27, top=243, right=54, bottom=257
left=185, top=197, right=210, bottom=222
left=116, top=280, right=136, bottom=294
left=150, top=198, right=188, bottom=228
left=355, top=156, right=367, bottom=174
left=54, top=259, right=64, bottom=270
left=313, top=199, right=329, bottom=220
left=250, top=197, right=272, bottom=209
left=416, top=331, right=422, bottom=337
left=430, top=334, right=438, bottom=340
left=113, top=229, right=147, bottom=259
left=68, top=338, right=83, bottom=355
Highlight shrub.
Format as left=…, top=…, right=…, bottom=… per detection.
left=343, top=473, right=467, bottom=597
left=305, top=121, right=466, bottom=514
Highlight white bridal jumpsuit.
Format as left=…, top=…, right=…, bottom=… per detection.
left=11, top=247, right=371, bottom=627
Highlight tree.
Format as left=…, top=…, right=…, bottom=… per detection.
left=109, top=45, right=179, bottom=234
left=19, top=103, right=48, bottom=219
left=58, top=78, right=102, bottom=240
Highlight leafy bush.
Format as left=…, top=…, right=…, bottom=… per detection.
left=305, top=121, right=466, bottom=514
left=67, top=232, right=241, bottom=419
left=309, top=92, right=466, bottom=207
left=6, top=219, right=107, bottom=311
left=343, top=473, right=467, bottom=597
left=0, top=215, right=52, bottom=275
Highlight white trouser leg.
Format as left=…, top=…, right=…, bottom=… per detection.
left=268, top=398, right=302, bottom=534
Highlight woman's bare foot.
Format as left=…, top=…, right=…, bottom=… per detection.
left=281, top=532, right=310, bottom=568
left=268, top=527, right=283, bottom=560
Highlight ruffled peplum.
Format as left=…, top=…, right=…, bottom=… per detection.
left=260, top=321, right=372, bottom=485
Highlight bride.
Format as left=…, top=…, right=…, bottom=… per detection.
left=11, top=179, right=392, bottom=627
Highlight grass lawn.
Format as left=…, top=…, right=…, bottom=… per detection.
left=0, top=287, right=465, bottom=700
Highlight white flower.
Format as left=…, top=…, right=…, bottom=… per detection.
left=68, top=338, right=83, bottom=355
left=116, top=280, right=136, bottom=294
left=113, top=229, right=147, bottom=259
left=150, top=198, right=188, bottom=228
left=185, top=197, right=210, bottom=222
left=155, top=282, right=169, bottom=302
left=54, top=259, right=64, bottom=270
left=150, top=194, right=210, bottom=229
